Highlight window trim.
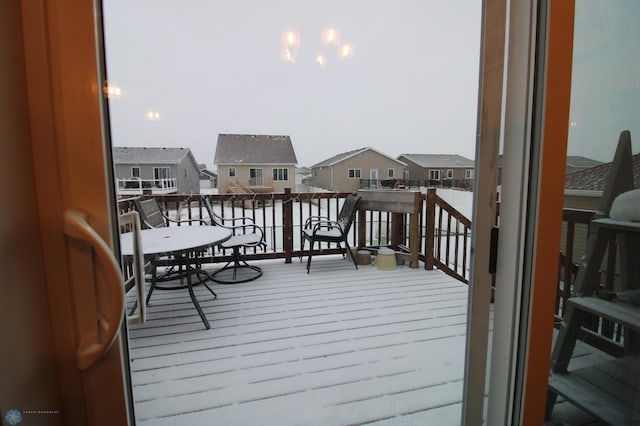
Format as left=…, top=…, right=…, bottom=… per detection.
left=429, top=169, right=440, bottom=181
left=228, top=167, right=236, bottom=177
left=446, top=169, right=454, bottom=179
left=348, top=168, right=362, bottom=179
left=466, top=169, right=475, bottom=179
left=387, top=168, right=394, bottom=178
left=131, top=166, right=140, bottom=178
left=272, top=167, right=289, bottom=181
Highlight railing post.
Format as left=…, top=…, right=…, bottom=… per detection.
left=283, top=188, right=294, bottom=263
left=425, top=188, right=436, bottom=270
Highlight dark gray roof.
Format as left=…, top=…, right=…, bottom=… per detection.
left=565, top=152, right=640, bottom=191
left=199, top=169, right=217, bottom=179
left=399, top=154, right=474, bottom=168
left=113, top=147, right=193, bottom=165
left=312, top=147, right=407, bottom=168
left=214, top=134, right=297, bottom=165
left=565, top=156, right=603, bottom=169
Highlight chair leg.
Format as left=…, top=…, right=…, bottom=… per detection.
left=344, top=240, right=358, bottom=270
left=306, top=239, right=315, bottom=273
left=300, top=236, right=306, bottom=263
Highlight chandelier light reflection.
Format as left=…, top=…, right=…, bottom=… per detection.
left=104, top=83, right=122, bottom=99
left=145, top=111, right=160, bottom=121
left=280, top=26, right=353, bottom=67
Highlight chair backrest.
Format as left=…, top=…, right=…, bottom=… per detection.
left=132, top=196, right=166, bottom=229
left=203, top=197, right=223, bottom=227
left=337, top=195, right=361, bottom=234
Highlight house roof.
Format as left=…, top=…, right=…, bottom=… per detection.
left=565, top=156, right=603, bottom=169
left=214, top=134, right=297, bottom=165
left=113, top=147, right=196, bottom=166
left=311, top=147, right=407, bottom=168
left=565, top=152, right=640, bottom=191
left=398, top=154, right=474, bottom=168
left=199, top=169, right=217, bottom=179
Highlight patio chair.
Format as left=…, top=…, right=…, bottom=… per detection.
left=131, top=196, right=210, bottom=301
left=301, top=194, right=361, bottom=273
left=204, top=197, right=267, bottom=284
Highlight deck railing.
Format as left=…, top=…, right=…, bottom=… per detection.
left=118, top=190, right=622, bottom=356
left=557, top=208, right=626, bottom=356
left=117, top=189, right=472, bottom=281
left=116, top=177, right=178, bottom=195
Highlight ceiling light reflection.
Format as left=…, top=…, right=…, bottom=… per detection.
left=145, top=111, right=160, bottom=121
left=340, top=43, right=354, bottom=58
left=316, top=54, right=327, bottom=68
left=322, top=28, right=339, bottom=46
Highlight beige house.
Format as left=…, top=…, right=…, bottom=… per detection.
left=310, top=147, right=408, bottom=192
left=398, top=154, right=475, bottom=188
left=214, top=134, right=297, bottom=194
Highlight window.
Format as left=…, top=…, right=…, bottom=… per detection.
left=429, top=170, right=440, bottom=181
left=228, top=167, right=236, bottom=177
left=273, top=168, right=288, bottom=181
left=348, top=168, right=361, bottom=179
left=388, top=168, right=394, bottom=178
left=153, top=167, right=170, bottom=180
left=131, top=167, right=140, bottom=178
left=249, top=168, right=263, bottom=186
left=446, top=169, right=453, bottom=179
left=465, top=169, right=474, bottom=179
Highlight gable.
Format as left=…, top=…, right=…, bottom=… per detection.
left=312, top=147, right=407, bottom=168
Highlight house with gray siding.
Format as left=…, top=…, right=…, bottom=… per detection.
left=113, top=147, right=201, bottom=195
left=214, top=134, right=297, bottom=194
left=310, top=147, right=408, bottom=192
left=398, top=154, right=475, bottom=189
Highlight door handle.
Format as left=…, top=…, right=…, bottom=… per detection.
left=63, top=209, right=124, bottom=370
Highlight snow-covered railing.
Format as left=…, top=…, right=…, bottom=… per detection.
left=117, top=189, right=474, bottom=283
left=116, top=177, right=178, bottom=195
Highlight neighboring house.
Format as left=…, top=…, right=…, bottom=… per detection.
left=295, top=166, right=312, bottom=192
left=198, top=165, right=218, bottom=190
left=562, top=152, right=639, bottom=266
left=113, top=147, right=201, bottom=195
left=310, top=147, right=408, bottom=192
left=497, top=154, right=602, bottom=184
left=214, top=134, right=297, bottom=194
left=564, top=152, right=640, bottom=211
left=398, top=154, right=475, bottom=188
left=565, top=155, right=603, bottom=175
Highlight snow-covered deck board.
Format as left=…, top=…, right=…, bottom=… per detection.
left=127, top=256, right=470, bottom=425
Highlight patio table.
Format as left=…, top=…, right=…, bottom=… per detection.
left=120, top=226, right=231, bottom=329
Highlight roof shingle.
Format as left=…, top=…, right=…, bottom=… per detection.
left=565, top=152, right=640, bottom=190
left=399, top=154, right=474, bottom=168
left=214, top=134, right=297, bottom=165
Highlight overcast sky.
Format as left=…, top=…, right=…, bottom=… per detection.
left=103, top=1, right=482, bottom=169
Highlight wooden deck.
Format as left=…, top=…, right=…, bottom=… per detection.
left=125, top=256, right=610, bottom=425
left=127, top=256, right=470, bottom=425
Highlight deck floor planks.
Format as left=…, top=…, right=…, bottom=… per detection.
left=127, top=257, right=471, bottom=424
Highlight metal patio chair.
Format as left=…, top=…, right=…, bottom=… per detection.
left=204, top=197, right=267, bottom=284
left=300, top=194, right=362, bottom=273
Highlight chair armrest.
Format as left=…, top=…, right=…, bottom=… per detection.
left=164, top=215, right=208, bottom=226
left=311, top=220, right=344, bottom=234
left=304, top=215, right=330, bottom=228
